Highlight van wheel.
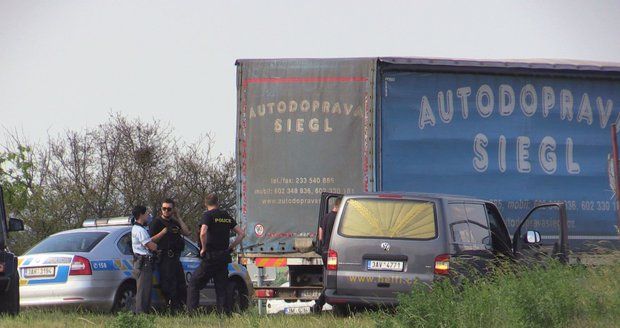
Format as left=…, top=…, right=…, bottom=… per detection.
left=112, top=282, right=136, bottom=313
left=333, top=304, right=351, bottom=317
left=227, top=279, right=249, bottom=312
left=0, top=271, right=20, bottom=316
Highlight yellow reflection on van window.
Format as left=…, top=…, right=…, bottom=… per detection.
left=340, top=199, right=436, bottom=239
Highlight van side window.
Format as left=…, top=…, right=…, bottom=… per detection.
left=464, top=204, right=491, bottom=246
left=448, top=203, right=491, bottom=251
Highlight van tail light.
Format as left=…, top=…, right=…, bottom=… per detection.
left=327, top=249, right=338, bottom=271
left=70, top=256, right=92, bottom=275
left=434, top=254, right=450, bottom=275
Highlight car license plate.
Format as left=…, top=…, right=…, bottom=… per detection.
left=24, top=266, right=55, bottom=278
left=367, top=260, right=404, bottom=272
left=285, top=306, right=311, bottom=315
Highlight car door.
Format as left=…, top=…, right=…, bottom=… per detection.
left=316, top=192, right=343, bottom=253
left=512, top=203, right=569, bottom=264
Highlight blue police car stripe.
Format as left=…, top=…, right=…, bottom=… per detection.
left=122, top=260, right=133, bottom=270
left=91, top=260, right=118, bottom=271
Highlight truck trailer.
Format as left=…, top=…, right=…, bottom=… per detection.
left=234, top=57, right=620, bottom=303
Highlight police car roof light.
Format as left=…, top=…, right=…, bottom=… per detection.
left=82, top=216, right=132, bottom=228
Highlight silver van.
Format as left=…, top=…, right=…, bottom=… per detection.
left=319, top=192, right=568, bottom=312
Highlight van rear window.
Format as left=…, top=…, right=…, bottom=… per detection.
left=338, top=198, right=436, bottom=239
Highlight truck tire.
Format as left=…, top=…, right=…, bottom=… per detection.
left=0, top=269, right=20, bottom=316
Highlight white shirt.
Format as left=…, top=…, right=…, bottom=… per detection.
left=131, top=224, right=152, bottom=256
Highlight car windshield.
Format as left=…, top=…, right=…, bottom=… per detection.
left=26, top=231, right=109, bottom=254
left=338, top=198, right=437, bottom=239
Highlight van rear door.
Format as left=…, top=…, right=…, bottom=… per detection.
left=316, top=192, right=343, bottom=254
left=330, top=196, right=442, bottom=301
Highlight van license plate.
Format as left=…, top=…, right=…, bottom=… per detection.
left=367, top=260, right=404, bottom=272
left=24, top=266, right=55, bottom=278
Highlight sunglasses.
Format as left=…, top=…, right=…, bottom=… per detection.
left=162, top=207, right=173, bottom=212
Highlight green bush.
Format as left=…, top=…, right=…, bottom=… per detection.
left=375, top=259, right=620, bottom=328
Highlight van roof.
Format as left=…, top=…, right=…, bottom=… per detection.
left=345, top=192, right=488, bottom=203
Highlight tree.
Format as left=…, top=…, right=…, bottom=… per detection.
left=1, top=113, right=236, bottom=254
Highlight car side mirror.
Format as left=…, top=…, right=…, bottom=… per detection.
left=525, top=230, right=541, bottom=244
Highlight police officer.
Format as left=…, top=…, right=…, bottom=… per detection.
left=149, top=198, right=191, bottom=313
left=312, top=196, right=342, bottom=313
left=187, top=193, right=245, bottom=315
left=131, top=205, right=168, bottom=314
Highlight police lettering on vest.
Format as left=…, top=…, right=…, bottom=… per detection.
left=198, top=209, right=237, bottom=251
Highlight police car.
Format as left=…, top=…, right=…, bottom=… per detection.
left=18, top=217, right=253, bottom=312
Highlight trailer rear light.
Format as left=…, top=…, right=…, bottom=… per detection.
left=255, top=289, right=275, bottom=298
left=327, top=249, right=338, bottom=271
left=69, top=256, right=92, bottom=275
left=434, top=254, right=450, bottom=275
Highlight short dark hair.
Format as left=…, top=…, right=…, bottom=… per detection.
left=205, top=193, right=219, bottom=206
left=334, top=197, right=342, bottom=207
left=132, top=205, right=147, bottom=221
left=162, top=198, right=175, bottom=207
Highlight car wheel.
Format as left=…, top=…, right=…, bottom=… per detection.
left=227, top=279, right=249, bottom=312
left=0, top=269, right=20, bottom=316
left=112, top=282, right=136, bottom=313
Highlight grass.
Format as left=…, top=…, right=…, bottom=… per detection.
left=1, top=256, right=618, bottom=328
left=373, top=257, right=620, bottom=328
left=0, top=308, right=375, bottom=328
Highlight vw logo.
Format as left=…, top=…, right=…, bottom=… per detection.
left=380, top=242, right=391, bottom=252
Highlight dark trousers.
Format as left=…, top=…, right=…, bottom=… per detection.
left=133, top=256, right=154, bottom=314
left=157, top=254, right=187, bottom=311
left=314, top=252, right=328, bottom=310
left=187, top=259, right=230, bottom=314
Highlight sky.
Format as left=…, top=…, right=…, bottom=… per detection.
left=1, top=0, right=620, bottom=156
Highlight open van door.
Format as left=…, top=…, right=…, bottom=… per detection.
left=512, top=203, right=569, bottom=264
left=315, top=192, right=343, bottom=254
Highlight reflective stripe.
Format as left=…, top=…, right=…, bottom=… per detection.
left=254, top=258, right=287, bottom=267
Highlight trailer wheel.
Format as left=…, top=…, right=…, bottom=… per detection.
left=0, top=270, right=20, bottom=316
